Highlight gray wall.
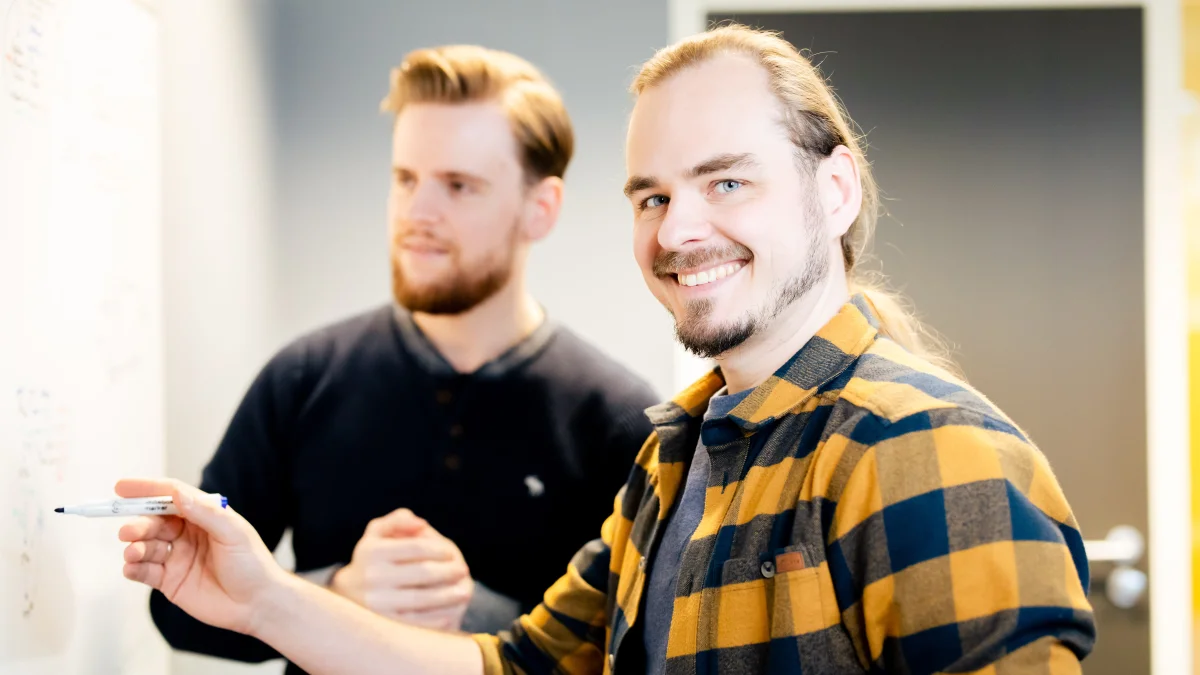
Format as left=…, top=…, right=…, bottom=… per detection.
left=267, top=0, right=674, bottom=398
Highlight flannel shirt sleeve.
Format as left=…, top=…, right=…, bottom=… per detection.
left=825, top=408, right=1096, bottom=674
left=471, top=490, right=621, bottom=675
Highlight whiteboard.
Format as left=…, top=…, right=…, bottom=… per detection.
left=0, top=0, right=166, bottom=673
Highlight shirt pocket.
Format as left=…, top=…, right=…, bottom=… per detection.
left=715, top=545, right=857, bottom=675
left=716, top=543, right=833, bottom=642
left=768, top=543, right=836, bottom=639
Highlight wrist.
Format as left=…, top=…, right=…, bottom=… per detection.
left=329, top=564, right=355, bottom=601
left=296, top=563, right=345, bottom=589
left=248, top=568, right=306, bottom=641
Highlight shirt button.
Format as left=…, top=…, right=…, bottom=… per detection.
left=449, top=424, right=464, bottom=439
left=638, top=556, right=647, bottom=571
left=761, top=560, right=776, bottom=578
left=435, top=390, right=452, bottom=405
left=444, top=454, right=462, bottom=471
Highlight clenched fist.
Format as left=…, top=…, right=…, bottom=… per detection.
left=330, top=509, right=474, bottom=631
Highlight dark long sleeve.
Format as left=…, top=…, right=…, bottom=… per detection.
left=150, top=340, right=307, bottom=663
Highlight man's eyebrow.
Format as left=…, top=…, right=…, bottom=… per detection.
left=623, top=175, right=658, bottom=198
left=687, top=152, right=758, bottom=178
left=623, top=153, right=760, bottom=199
left=392, top=167, right=491, bottom=187
left=438, top=170, right=490, bottom=187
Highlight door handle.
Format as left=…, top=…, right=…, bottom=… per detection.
left=1084, top=525, right=1144, bottom=565
left=1083, top=525, right=1147, bottom=609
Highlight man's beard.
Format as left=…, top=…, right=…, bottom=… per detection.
left=660, top=217, right=828, bottom=360
left=391, top=229, right=518, bottom=315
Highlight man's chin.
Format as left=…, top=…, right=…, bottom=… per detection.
left=393, top=272, right=510, bottom=316
left=674, top=318, right=756, bottom=360
left=394, top=283, right=464, bottom=315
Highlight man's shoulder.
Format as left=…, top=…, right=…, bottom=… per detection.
left=829, top=336, right=1028, bottom=445
left=812, top=338, right=1063, bottom=534
left=534, top=324, right=662, bottom=411
left=296, top=304, right=395, bottom=348
left=268, top=304, right=398, bottom=376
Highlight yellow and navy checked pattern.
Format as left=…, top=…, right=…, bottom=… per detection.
left=473, top=295, right=1095, bottom=674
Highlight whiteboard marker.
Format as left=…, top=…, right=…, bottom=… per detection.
left=53, top=494, right=227, bottom=517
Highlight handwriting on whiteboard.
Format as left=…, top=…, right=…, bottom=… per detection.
left=2, top=0, right=58, bottom=112
left=11, top=386, right=70, bottom=618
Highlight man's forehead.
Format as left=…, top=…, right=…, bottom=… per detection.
left=630, top=143, right=763, bottom=175
left=626, top=65, right=785, bottom=178
left=392, top=102, right=521, bottom=171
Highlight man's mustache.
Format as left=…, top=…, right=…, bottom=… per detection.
left=393, top=231, right=457, bottom=252
left=652, top=244, right=752, bottom=277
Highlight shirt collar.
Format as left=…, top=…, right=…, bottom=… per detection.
left=644, top=294, right=881, bottom=444
left=391, top=304, right=558, bottom=378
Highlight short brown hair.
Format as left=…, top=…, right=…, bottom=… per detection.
left=382, top=45, right=574, bottom=183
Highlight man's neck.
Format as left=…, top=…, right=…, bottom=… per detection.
left=716, top=273, right=850, bottom=395
left=411, top=281, right=545, bottom=374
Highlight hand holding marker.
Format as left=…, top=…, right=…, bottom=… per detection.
left=55, top=493, right=228, bottom=517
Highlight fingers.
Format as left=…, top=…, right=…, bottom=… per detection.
left=365, top=508, right=428, bottom=538
left=114, top=477, right=181, bottom=499
left=369, top=536, right=457, bottom=564
left=172, top=484, right=250, bottom=546
left=124, top=539, right=173, bottom=564
left=115, top=477, right=244, bottom=543
left=123, top=562, right=165, bottom=589
left=365, top=559, right=468, bottom=589
left=118, top=516, right=184, bottom=543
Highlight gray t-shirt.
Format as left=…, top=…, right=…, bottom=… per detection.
left=642, top=386, right=751, bottom=674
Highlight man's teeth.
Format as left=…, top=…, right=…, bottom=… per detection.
left=677, top=262, right=744, bottom=287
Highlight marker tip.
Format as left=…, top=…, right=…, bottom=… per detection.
left=53, top=507, right=63, bottom=513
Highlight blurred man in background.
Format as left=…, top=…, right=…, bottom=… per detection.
left=148, top=45, right=658, bottom=675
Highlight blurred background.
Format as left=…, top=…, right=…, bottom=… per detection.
left=1, top=0, right=1195, bottom=674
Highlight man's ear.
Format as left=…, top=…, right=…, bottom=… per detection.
left=815, top=145, right=862, bottom=239
left=521, top=175, right=564, bottom=242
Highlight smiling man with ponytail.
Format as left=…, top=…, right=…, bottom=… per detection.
left=115, top=24, right=1095, bottom=675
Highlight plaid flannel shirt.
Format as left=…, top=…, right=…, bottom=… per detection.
left=473, top=295, right=1095, bottom=674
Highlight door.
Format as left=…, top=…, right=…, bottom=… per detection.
left=707, top=8, right=1148, bottom=673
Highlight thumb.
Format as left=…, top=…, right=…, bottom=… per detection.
left=169, top=481, right=248, bottom=545
left=369, top=508, right=428, bottom=538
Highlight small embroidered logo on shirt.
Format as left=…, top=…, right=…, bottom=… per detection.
left=525, top=475, right=545, bottom=497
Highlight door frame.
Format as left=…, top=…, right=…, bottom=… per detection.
left=665, top=0, right=1188, bottom=672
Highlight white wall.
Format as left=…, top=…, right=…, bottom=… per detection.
left=160, top=1, right=283, bottom=673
